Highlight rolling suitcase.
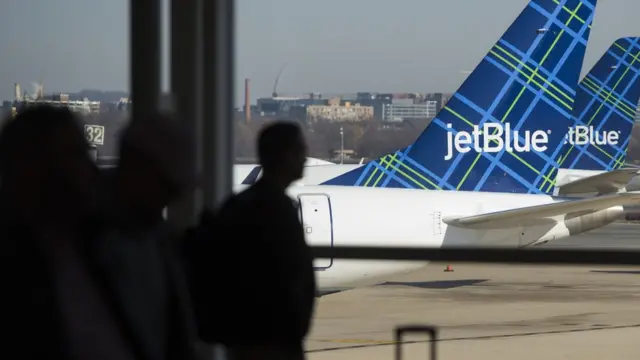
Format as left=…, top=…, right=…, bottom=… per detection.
left=394, top=325, right=439, bottom=360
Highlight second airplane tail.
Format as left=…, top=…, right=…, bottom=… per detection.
left=558, top=37, right=640, bottom=173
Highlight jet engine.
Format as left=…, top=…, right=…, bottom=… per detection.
left=527, top=206, right=624, bottom=246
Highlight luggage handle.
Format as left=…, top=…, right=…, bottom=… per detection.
left=394, top=324, right=438, bottom=360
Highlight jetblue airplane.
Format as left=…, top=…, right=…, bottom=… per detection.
left=323, top=0, right=609, bottom=194
left=324, top=35, right=640, bottom=193
left=551, top=37, right=640, bottom=195
left=236, top=40, right=640, bottom=195
left=227, top=0, right=640, bottom=291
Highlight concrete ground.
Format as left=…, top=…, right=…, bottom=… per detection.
left=306, top=223, right=640, bottom=360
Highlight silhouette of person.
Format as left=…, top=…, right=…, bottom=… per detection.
left=98, top=112, right=199, bottom=360
left=113, top=112, right=193, bottom=226
left=0, top=106, right=98, bottom=224
left=190, top=121, right=316, bottom=360
left=0, top=105, right=139, bottom=360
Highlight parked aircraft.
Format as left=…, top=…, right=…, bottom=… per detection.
left=229, top=0, right=634, bottom=291
left=234, top=182, right=640, bottom=289
left=550, top=37, right=640, bottom=196
left=236, top=38, right=640, bottom=199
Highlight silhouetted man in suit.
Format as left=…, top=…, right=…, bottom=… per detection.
left=100, top=113, right=199, bottom=360
left=191, top=121, right=316, bottom=360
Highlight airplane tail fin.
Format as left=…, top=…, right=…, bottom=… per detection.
left=323, top=0, right=598, bottom=195
left=555, top=37, right=640, bottom=174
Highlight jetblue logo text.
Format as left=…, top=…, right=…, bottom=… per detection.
left=564, top=125, right=619, bottom=146
left=444, top=123, right=548, bottom=160
left=444, top=124, right=620, bottom=160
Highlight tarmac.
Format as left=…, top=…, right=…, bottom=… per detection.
left=306, top=222, right=640, bottom=360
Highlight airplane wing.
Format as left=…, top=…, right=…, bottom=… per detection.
left=556, top=168, right=640, bottom=196
left=443, top=191, right=640, bottom=230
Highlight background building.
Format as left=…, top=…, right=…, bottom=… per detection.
left=247, top=84, right=455, bottom=124
left=9, top=82, right=101, bottom=115
left=382, top=101, right=438, bottom=122
left=256, top=96, right=325, bottom=117
left=306, top=100, right=374, bottom=122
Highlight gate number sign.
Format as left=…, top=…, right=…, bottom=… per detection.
left=85, top=125, right=105, bottom=145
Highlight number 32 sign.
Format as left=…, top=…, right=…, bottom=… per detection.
left=85, top=125, right=105, bottom=145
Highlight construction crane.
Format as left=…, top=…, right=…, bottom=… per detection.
left=271, top=63, right=287, bottom=98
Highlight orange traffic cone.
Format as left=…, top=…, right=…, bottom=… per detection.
left=444, top=264, right=454, bottom=272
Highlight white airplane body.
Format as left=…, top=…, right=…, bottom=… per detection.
left=234, top=163, right=359, bottom=186
left=233, top=183, right=640, bottom=289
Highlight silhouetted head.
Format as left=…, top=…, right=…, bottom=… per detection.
left=258, top=121, right=307, bottom=187
left=116, top=112, right=192, bottom=219
left=0, top=105, right=97, bottom=222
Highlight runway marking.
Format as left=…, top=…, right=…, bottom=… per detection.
left=307, top=323, right=640, bottom=353
left=315, top=339, right=397, bottom=345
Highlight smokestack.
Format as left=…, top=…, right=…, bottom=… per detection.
left=36, top=82, right=44, bottom=100
left=14, top=83, right=21, bottom=101
left=244, top=78, right=251, bottom=123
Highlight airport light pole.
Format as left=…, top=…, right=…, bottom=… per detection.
left=340, top=126, right=344, bottom=164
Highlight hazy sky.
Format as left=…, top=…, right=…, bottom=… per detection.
left=1, top=0, right=639, bottom=105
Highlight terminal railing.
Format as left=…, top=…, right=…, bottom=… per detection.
left=311, top=246, right=640, bottom=266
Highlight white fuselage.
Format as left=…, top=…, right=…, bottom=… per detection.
left=232, top=184, right=606, bottom=290
left=234, top=163, right=361, bottom=186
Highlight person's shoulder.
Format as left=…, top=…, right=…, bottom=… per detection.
left=250, top=180, right=290, bottom=200
left=216, top=189, right=254, bottom=219
left=198, top=207, right=216, bottom=227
